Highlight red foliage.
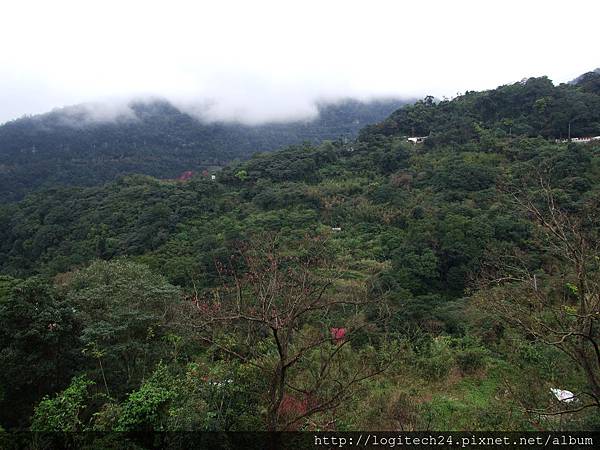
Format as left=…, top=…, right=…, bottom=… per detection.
left=279, top=393, right=319, bottom=429
left=280, top=394, right=308, bottom=417
left=178, top=170, right=194, bottom=181
left=330, top=327, right=346, bottom=343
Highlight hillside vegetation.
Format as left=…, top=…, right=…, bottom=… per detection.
left=1, top=73, right=600, bottom=437
left=0, top=98, right=406, bottom=201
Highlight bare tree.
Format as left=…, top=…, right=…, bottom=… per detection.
left=478, top=175, right=600, bottom=413
left=183, top=234, right=391, bottom=430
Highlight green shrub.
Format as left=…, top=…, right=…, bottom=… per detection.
left=115, top=364, right=177, bottom=431
left=456, top=347, right=488, bottom=374
left=416, top=337, right=455, bottom=381
left=31, top=376, right=94, bottom=431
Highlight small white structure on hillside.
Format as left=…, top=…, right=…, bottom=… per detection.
left=550, top=388, right=576, bottom=403
left=407, top=136, right=428, bottom=144
left=556, top=136, right=600, bottom=144
left=331, top=227, right=342, bottom=232
left=572, top=136, right=600, bottom=143
left=211, top=175, right=216, bottom=181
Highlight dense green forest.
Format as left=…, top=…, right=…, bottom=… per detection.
left=0, top=98, right=406, bottom=202
left=1, top=73, right=600, bottom=438
left=361, top=73, right=600, bottom=144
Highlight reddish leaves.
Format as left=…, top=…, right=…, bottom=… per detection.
left=330, top=327, right=346, bottom=343
left=177, top=170, right=194, bottom=181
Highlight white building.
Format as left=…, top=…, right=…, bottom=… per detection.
left=556, top=136, right=600, bottom=144
left=572, top=136, right=600, bottom=143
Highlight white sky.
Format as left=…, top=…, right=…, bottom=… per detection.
left=0, top=0, right=598, bottom=124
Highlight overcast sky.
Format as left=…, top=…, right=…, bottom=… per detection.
left=0, top=0, right=598, bottom=124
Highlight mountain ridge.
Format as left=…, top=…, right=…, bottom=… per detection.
left=0, top=97, right=408, bottom=201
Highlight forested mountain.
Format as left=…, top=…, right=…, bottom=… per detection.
left=361, top=72, right=600, bottom=144
left=0, top=98, right=406, bottom=201
left=1, top=74, right=600, bottom=438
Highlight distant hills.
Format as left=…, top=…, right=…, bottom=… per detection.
left=0, top=98, right=407, bottom=201
left=2, top=69, right=599, bottom=203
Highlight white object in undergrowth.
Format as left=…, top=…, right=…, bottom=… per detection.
left=210, top=379, right=233, bottom=388
left=550, top=388, right=576, bottom=403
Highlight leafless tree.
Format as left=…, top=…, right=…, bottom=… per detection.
left=478, top=175, right=600, bottom=414
left=183, top=234, right=391, bottom=430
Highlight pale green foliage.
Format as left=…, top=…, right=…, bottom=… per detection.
left=30, top=376, right=94, bottom=431
left=115, top=364, right=177, bottom=431
left=566, top=282, right=578, bottom=295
